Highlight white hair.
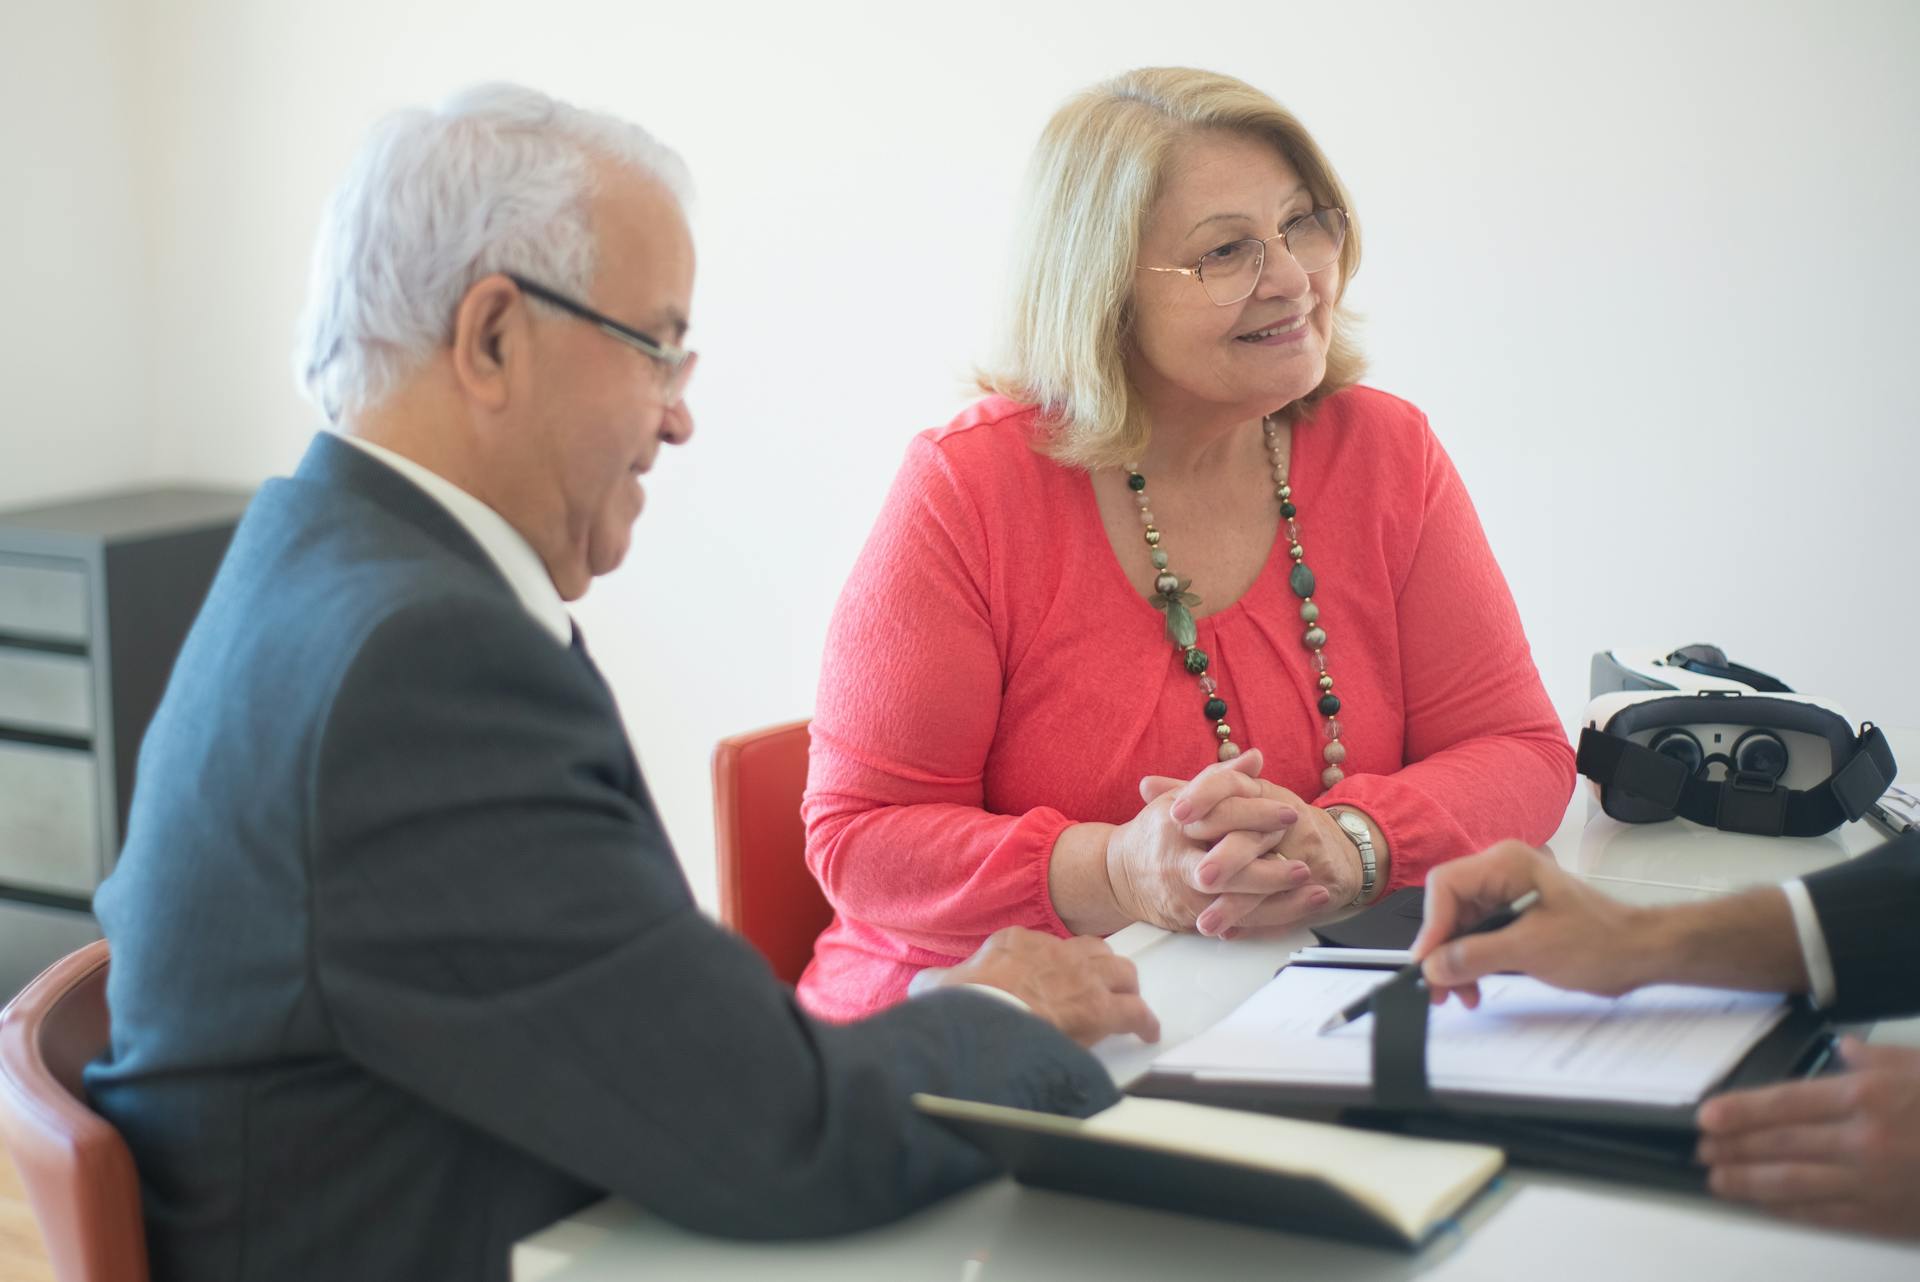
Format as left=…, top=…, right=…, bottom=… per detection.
left=294, top=83, right=692, bottom=423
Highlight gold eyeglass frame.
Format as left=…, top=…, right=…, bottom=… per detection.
left=1138, top=207, right=1349, bottom=306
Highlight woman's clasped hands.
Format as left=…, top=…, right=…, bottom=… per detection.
left=1103, top=749, right=1364, bottom=937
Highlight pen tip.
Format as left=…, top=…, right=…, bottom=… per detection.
left=1315, top=1012, right=1344, bottom=1036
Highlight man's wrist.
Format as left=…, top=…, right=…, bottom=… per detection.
left=914, top=966, right=1037, bottom=1015
left=1634, top=888, right=1805, bottom=994
left=951, top=981, right=1032, bottom=1014
left=1621, top=902, right=1679, bottom=991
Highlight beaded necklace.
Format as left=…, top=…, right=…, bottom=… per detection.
left=1126, top=415, right=1348, bottom=785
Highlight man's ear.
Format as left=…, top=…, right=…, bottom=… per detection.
left=449, top=274, right=522, bottom=413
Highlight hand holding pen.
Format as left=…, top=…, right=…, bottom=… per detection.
left=1410, top=841, right=1662, bottom=1007
left=1317, top=889, right=1540, bottom=1034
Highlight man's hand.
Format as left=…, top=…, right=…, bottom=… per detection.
left=1697, top=1038, right=1920, bottom=1239
left=1411, top=841, right=1654, bottom=1006
left=941, top=927, right=1161, bottom=1047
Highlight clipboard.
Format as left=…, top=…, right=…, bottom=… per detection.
left=1128, top=970, right=1835, bottom=1190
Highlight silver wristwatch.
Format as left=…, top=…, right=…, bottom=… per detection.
left=1329, top=808, right=1377, bottom=906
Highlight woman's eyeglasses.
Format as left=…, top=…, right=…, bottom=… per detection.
left=1139, top=207, right=1348, bottom=306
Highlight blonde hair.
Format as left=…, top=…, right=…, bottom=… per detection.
left=980, top=67, right=1365, bottom=470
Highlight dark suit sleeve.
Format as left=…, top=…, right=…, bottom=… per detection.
left=1802, top=831, right=1920, bottom=1020
left=306, top=597, right=1117, bottom=1238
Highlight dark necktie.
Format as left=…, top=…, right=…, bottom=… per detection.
left=569, top=621, right=609, bottom=691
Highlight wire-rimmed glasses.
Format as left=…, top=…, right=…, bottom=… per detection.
left=1138, top=207, right=1349, bottom=306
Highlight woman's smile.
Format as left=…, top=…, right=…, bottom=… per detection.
left=1233, top=312, right=1312, bottom=345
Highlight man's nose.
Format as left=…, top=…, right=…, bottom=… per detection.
left=659, top=398, right=694, bottom=446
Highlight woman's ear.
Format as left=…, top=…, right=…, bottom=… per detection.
left=449, top=274, right=522, bottom=412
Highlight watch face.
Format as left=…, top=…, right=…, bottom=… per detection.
left=1336, top=811, right=1368, bottom=838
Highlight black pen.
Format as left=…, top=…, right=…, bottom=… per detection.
left=1315, top=889, right=1542, bottom=1035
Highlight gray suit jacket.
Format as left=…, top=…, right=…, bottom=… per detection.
left=87, top=433, right=1115, bottom=1282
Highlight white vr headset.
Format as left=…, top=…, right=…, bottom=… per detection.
left=1579, top=644, right=1897, bottom=837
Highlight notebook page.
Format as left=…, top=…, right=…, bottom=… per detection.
left=1153, top=967, right=1789, bottom=1106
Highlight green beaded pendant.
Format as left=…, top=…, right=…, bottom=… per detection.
left=1163, top=600, right=1196, bottom=647
left=1150, top=572, right=1202, bottom=649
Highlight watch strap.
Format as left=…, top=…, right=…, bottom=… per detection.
left=1330, top=807, right=1377, bottom=906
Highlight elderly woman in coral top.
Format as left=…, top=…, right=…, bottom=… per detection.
left=797, top=67, right=1575, bottom=1021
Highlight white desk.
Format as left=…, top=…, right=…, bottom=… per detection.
left=515, top=731, right=1920, bottom=1280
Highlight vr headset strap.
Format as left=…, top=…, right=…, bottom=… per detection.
left=1576, top=729, right=1687, bottom=812
left=1667, top=655, right=1796, bottom=694
left=1576, top=724, right=1898, bottom=838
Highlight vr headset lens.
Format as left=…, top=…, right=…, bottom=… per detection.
left=1733, top=729, right=1789, bottom=779
left=1647, top=728, right=1793, bottom=782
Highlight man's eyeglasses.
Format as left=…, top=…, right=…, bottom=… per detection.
left=505, top=273, right=696, bottom=405
left=1138, top=207, right=1349, bottom=307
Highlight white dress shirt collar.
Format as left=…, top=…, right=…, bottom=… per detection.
left=333, top=433, right=573, bottom=647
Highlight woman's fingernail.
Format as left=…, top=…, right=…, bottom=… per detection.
left=1290, top=862, right=1312, bottom=882
left=1170, top=802, right=1191, bottom=822
left=1197, top=863, right=1219, bottom=888
left=1197, top=911, right=1220, bottom=935
left=1223, top=927, right=1243, bottom=941
left=1310, top=888, right=1331, bottom=907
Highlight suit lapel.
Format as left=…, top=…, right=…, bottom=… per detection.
left=568, top=623, right=654, bottom=810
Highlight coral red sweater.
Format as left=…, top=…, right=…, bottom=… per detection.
left=797, top=387, right=1574, bottom=1020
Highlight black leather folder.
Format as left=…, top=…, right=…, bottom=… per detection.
left=1310, top=886, right=1427, bottom=950
left=1128, top=971, right=1834, bottom=1191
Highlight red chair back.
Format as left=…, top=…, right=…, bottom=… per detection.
left=712, top=719, right=834, bottom=986
left=0, top=940, right=149, bottom=1282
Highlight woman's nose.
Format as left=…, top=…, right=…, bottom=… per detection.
left=1255, top=236, right=1312, bottom=300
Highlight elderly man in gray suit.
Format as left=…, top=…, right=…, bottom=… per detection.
left=86, top=84, right=1159, bottom=1282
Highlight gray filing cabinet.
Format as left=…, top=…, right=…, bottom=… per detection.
left=0, top=486, right=253, bottom=1000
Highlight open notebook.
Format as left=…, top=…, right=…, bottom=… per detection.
left=1152, top=965, right=1791, bottom=1108
left=915, top=1093, right=1504, bottom=1250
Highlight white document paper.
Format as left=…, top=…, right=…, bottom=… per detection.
left=1427, top=1187, right=1920, bottom=1281
left=1289, top=946, right=1416, bottom=966
left=1153, top=967, right=1790, bottom=1106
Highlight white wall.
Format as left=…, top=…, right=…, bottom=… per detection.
left=0, top=0, right=156, bottom=508
left=7, top=0, right=1917, bottom=905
